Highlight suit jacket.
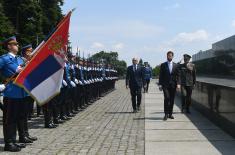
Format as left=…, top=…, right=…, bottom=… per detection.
left=126, top=65, right=145, bottom=89
left=159, top=61, right=179, bottom=88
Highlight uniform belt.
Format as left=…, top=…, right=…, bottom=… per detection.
left=4, top=75, right=17, bottom=84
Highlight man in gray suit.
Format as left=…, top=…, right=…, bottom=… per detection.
left=126, top=57, right=145, bottom=113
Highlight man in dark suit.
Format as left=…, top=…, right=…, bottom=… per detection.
left=126, top=57, right=145, bottom=113
left=159, top=51, right=180, bottom=120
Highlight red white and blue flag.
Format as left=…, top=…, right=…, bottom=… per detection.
left=14, top=11, right=72, bottom=105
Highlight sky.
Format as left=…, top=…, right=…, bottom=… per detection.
left=62, top=0, right=235, bottom=66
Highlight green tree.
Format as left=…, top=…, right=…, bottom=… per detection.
left=17, top=0, right=44, bottom=46
left=91, top=51, right=127, bottom=77
left=0, top=0, right=15, bottom=54
left=152, top=65, right=160, bottom=78
left=2, top=0, right=63, bottom=47
left=91, top=51, right=118, bottom=63
left=41, top=0, right=63, bottom=35
left=139, top=58, right=143, bottom=66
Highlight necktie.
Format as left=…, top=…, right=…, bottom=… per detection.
left=134, top=65, right=137, bottom=72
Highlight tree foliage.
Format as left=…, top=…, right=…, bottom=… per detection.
left=1, top=0, right=63, bottom=49
left=152, top=65, right=160, bottom=78
left=91, top=51, right=127, bottom=77
left=0, top=0, right=14, bottom=54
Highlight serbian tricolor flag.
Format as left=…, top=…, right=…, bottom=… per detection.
left=14, top=10, right=73, bottom=105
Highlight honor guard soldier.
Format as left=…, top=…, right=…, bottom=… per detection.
left=100, top=62, right=106, bottom=96
left=0, top=36, right=27, bottom=152
left=68, top=55, right=80, bottom=113
left=143, top=62, right=152, bottom=93
left=21, top=44, right=37, bottom=141
left=64, top=58, right=76, bottom=117
left=83, top=59, right=90, bottom=105
left=78, top=58, right=87, bottom=108
left=178, top=54, right=196, bottom=114
left=21, top=45, right=34, bottom=119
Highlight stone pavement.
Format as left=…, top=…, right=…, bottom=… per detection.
left=0, top=80, right=144, bottom=155
left=0, top=80, right=235, bottom=155
left=145, top=80, right=235, bottom=155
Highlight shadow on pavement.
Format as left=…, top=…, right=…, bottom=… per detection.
left=27, top=116, right=45, bottom=129
left=105, top=112, right=133, bottom=114
left=133, top=117, right=163, bottom=121
left=174, top=95, right=235, bottom=155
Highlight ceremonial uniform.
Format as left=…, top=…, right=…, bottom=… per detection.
left=0, top=36, right=27, bottom=151
left=75, top=59, right=87, bottom=109
left=64, top=61, right=76, bottom=117
left=143, top=62, right=152, bottom=93
left=20, top=44, right=37, bottom=141
left=69, top=61, right=80, bottom=113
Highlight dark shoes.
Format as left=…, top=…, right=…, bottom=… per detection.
left=4, top=143, right=21, bottom=152
left=54, top=118, right=64, bottom=124
left=27, top=135, right=38, bottom=141
left=67, top=113, right=75, bottom=117
left=45, top=123, right=57, bottom=129
left=137, top=106, right=141, bottom=112
left=19, top=136, right=33, bottom=143
left=163, top=115, right=168, bottom=121
left=163, top=114, right=174, bottom=120
left=60, top=115, right=70, bottom=121
left=168, top=115, right=174, bottom=119
left=71, top=110, right=79, bottom=114
left=15, top=143, right=26, bottom=148
left=133, top=109, right=137, bottom=113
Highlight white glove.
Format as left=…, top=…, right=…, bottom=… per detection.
left=16, top=66, right=23, bottom=73
left=74, top=78, right=79, bottom=84
left=71, top=65, right=74, bottom=70
left=79, top=80, right=83, bottom=85
left=70, top=81, right=76, bottom=87
left=62, top=80, right=68, bottom=87
left=0, top=84, right=6, bottom=91
left=158, top=85, right=163, bottom=91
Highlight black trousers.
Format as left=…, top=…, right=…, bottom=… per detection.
left=3, top=97, right=26, bottom=144
left=23, top=96, right=34, bottom=137
left=181, top=86, right=193, bottom=111
left=144, top=79, right=150, bottom=92
left=163, top=86, right=176, bottom=116
left=130, top=87, right=142, bottom=110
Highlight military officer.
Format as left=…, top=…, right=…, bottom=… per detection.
left=64, top=57, right=76, bottom=117
left=20, top=44, right=37, bottom=141
left=0, top=36, right=27, bottom=152
left=143, top=62, right=152, bottom=93
left=75, top=58, right=87, bottom=109
left=69, top=55, right=80, bottom=113
left=178, top=54, right=196, bottom=114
